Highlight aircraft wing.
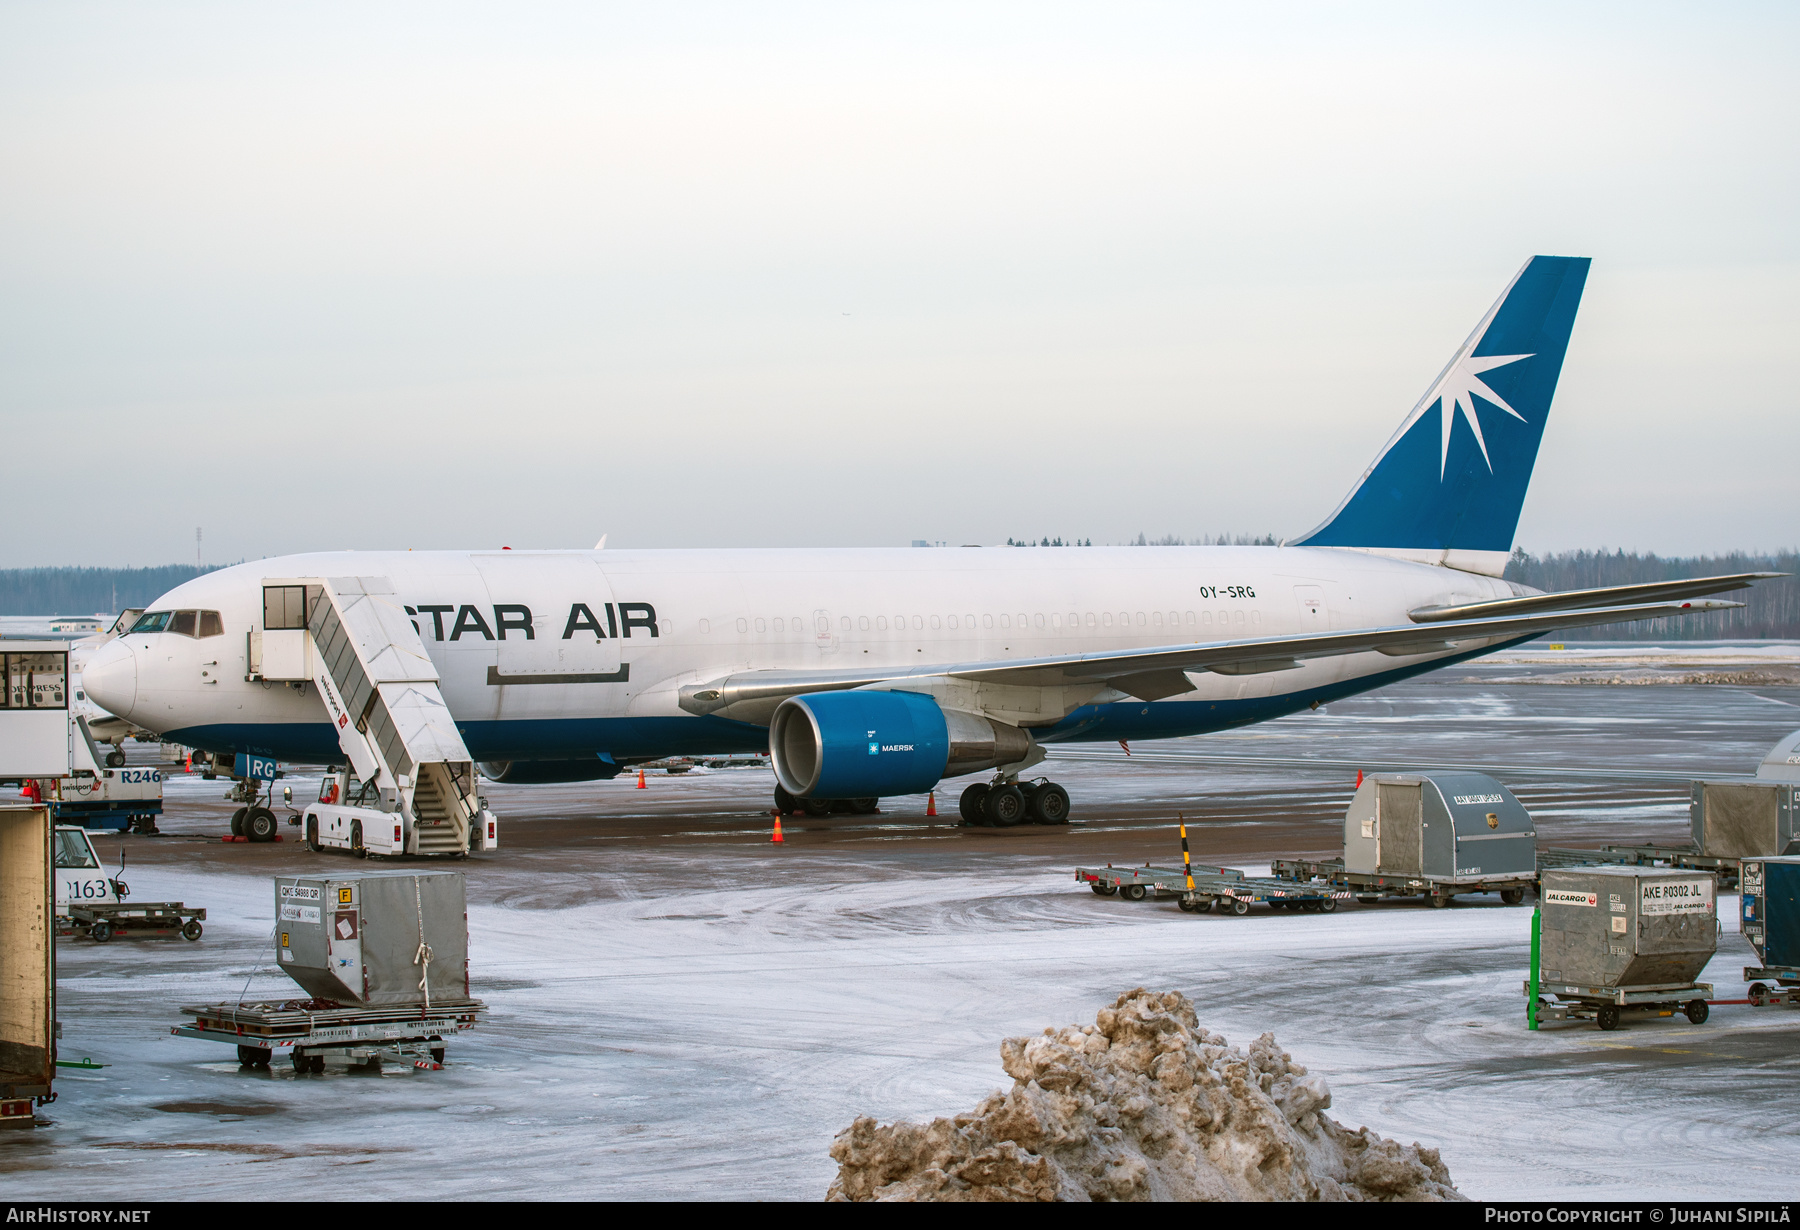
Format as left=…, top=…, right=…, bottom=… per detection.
left=678, top=597, right=1743, bottom=717
left=1407, top=571, right=1781, bottom=623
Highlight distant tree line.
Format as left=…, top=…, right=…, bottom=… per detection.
left=0, top=565, right=227, bottom=616
left=1505, top=548, right=1799, bottom=640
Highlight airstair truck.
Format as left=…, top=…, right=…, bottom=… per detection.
left=247, top=579, right=497, bottom=857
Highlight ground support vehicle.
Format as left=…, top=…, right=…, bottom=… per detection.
left=1526, top=979, right=1713, bottom=1032
left=67, top=902, right=203, bottom=943
left=53, top=825, right=205, bottom=941
left=300, top=768, right=496, bottom=858
left=49, top=768, right=162, bottom=834
left=0, top=804, right=56, bottom=1127
left=1270, top=855, right=1535, bottom=907
left=1744, top=967, right=1800, bottom=1007
left=1538, top=843, right=1740, bottom=891
left=172, top=999, right=482, bottom=1072
left=1077, top=863, right=1243, bottom=902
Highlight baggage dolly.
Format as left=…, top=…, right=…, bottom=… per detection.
left=1525, top=979, right=1714, bottom=1032
left=174, top=998, right=483, bottom=1072
left=1744, top=965, right=1800, bottom=1008
left=67, top=902, right=205, bottom=943
left=1076, top=863, right=1242, bottom=902
left=1272, top=855, right=1535, bottom=908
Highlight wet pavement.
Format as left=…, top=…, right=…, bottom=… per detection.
left=7, top=644, right=1798, bottom=1200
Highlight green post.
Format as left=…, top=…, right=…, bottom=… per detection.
left=1527, top=907, right=1542, bottom=1031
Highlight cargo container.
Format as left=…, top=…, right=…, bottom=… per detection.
left=1689, top=780, right=1798, bottom=860
left=1532, top=866, right=1717, bottom=1030
left=1740, top=855, right=1800, bottom=1005
left=176, top=870, right=479, bottom=1071
left=0, top=804, right=54, bottom=1126
left=274, top=870, right=470, bottom=1009
left=1269, top=771, right=1537, bottom=907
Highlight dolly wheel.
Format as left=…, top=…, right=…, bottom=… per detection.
left=1684, top=999, right=1709, bottom=1024
left=1318, top=896, right=1337, bottom=913
left=1122, top=884, right=1147, bottom=902
left=1749, top=983, right=1770, bottom=1007
left=1226, top=898, right=1250, bottom=916
left=291, top=1051, right=309, bottom=1073
left=1500, top=887, right=1525, bottom=905
left=181, top=919, right=203, bottom=941
left=1089, top=882, right=1116, bottom=897
left=430, top=1036, right=446, bottom=1065
left=237, top=1045, right=271, bottom=1067
left=1177, top=898, right=1199, bottom=913
left=310, top=1054, right=325, bottom=1073
left=89, top=921, right=112, bottom=943
left=1596, top=1005, right=1621, bottom=1031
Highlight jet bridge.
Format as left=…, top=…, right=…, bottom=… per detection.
left=250, top=578, right=490, bottom=856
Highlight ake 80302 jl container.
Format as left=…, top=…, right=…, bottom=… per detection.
left=1539, top=866, right=1717, bottom=989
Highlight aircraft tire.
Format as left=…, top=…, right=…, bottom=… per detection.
left=850, top=798, right=879, bottom=814
left=958, top=784, right=991, bottom=825
left=244, top=808, right=278, bottom=842
left=229, top=807, right=247, bottom=836
left=1029, top=782, right=1071, bottom=825
left=984, top=784, right=1026, bottom=827
left=104, top=749, right=126, bottom=768
left=802, top=797, right=833, bottom=818
left=773, top=784, right=799, bottom=815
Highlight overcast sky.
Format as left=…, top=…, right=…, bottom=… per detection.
left=2, top=2, right=1794, bottom=567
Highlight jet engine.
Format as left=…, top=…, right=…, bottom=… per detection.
left=768, top=690, right=1033, bottom=799
left=477, top=759, right=625, bottom=784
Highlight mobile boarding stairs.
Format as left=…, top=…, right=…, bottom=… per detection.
left=248, top=578, right=494, bottom=856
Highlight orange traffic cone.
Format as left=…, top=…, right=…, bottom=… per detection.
left=926, top=791, right=937, bottom=817
left=772, top=816, right=784, bottom=843
left=636, top=768, right=647, bottom=789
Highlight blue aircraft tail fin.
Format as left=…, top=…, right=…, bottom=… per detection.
left=1294, top=255, right=1590, bottom=563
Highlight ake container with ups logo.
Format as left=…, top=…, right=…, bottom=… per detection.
left=1689, top=781, right=1799, bottom=860
left=274, top=870, right=471, bottom=1008
left=1539, top=866, right=1717, bottom=989
left=1342, top=772, right=1535, bottom=882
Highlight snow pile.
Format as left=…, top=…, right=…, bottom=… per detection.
left=827, top=989, right=1463, bottom=1202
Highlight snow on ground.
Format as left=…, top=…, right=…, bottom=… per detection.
left=9, top=855, right=1795, bottom=1202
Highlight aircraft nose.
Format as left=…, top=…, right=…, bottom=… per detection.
left=82, top=639, right=138, bottom=720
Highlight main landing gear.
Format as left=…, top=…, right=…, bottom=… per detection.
left=959, top=779, right=1071, bottom=828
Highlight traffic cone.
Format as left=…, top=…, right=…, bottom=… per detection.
left=772, top=816, right=784, bottom=844
left=926, top=792, right=937, bottom=817
left=636, top=768, right=647, bottom=789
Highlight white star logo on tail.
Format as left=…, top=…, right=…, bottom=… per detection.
left=1424, top=349, right=1533, bottom=477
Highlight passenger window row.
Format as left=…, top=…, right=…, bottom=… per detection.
left=131, top=610, right=225, bottom=638
left=698, top=609, right=1261, bottom=636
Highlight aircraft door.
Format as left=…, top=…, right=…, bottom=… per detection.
left=470, top=555, right=624, bottom=686
left=1294, top=585, right=1327, bottom=630
left=812, top=609, right=837, bottom=655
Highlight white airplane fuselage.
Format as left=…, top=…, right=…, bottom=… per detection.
left=82, top=544, right=1522, bottom=769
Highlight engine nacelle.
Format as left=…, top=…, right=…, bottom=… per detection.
left=478, top=759, right=625, bottom=784
left=769, top=690, right=1033, bottom=798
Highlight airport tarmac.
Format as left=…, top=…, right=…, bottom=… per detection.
left=6, top=645, right=1799, bottom=1201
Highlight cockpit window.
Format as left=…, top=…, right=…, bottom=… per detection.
left=131, top=612, right=171, bottom=634
left=167, top=611, right=197, bottom=637
left=198, top=611, right=224, bottom=638
left=54, top=830, right=98, bottom=869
